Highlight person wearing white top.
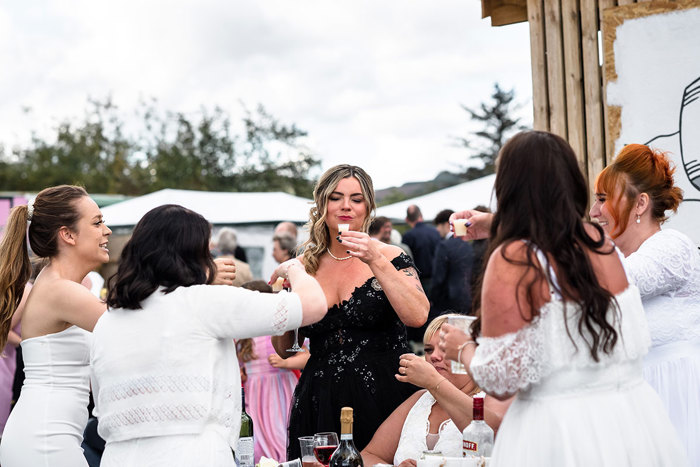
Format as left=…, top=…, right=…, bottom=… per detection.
left=441, top=132, right=687, bottom=466
left=360, top=314, right=510, bottom=467
left=0, top=185, right=111, bottom=467
left=590, top=143, right=700, bottom=465
left=90, top=204, right=327, bottom=467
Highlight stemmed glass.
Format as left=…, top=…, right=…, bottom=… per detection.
left=313, top=432, right=339, bottom=467
left=285, top=286, right=305, bottom=353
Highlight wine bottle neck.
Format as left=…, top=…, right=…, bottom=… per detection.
left=340, top=433, right=353, bottom=441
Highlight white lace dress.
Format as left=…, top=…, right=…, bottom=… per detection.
left=90, top=285, right=302, bottom=467
left=393, top=391, right=463, bottom=465
left=623, top=229, right=700, bottom=466
left=470, top=264, right=688, bottom=466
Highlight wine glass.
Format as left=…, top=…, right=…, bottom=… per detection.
left=284, top=287, right=306, bottom=352
left=313, top=432, right=338, bottom=467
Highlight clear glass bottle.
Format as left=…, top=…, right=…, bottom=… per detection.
left=329, top=407, right=364, bottom=467
left=462, top=392, right=494, bottom=458
left=236, top=387, right=255, bottom=467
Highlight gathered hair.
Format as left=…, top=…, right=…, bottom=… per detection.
left=594, top=144, right=683, bottom=238
left=301, top=165, right=376, bottom=275
left=107, top=204, right=217, bottom=310
left=237, top=280, right=274, bottom=362
left=472, top=131, right=618, bottom=362
left=0, top=185, right=88, bottom=349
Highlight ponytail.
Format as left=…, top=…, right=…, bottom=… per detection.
left=0, top=205, right=33, bottom=350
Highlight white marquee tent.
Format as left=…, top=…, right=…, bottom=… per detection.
left=376, top=174, right=496, bottom=223
left=100, top=189, right=313, bottom=280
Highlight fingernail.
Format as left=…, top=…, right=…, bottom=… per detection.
left=346, top=250, right=350, bottom=254
left=466, top=221, right=472, bottom=227
left=338, top=238, right=342, bottom=243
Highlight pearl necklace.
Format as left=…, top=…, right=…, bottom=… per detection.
left=327, top=248, right=353, bottom=261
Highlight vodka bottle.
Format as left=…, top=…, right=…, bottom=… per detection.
left=462, top=392, right=494, bottom=458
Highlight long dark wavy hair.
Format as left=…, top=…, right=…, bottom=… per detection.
left=472, top=131, right=618, bottom=361
left=107, top=204, right=217, bottom=310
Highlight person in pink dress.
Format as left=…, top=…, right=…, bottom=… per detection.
left=0, top=284, right=29, bottom=438
left=238, top=280, right=310, bottom=463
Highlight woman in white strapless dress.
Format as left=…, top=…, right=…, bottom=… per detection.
left=0, top=185, right=111, bottom=467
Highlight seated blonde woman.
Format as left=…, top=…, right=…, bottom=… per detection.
left=361, top=314, right=511, bottom=467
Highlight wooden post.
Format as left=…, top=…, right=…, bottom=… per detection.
left=544, top=0, right=569, bottom=138
left=527, top=0, right=550, bottom=131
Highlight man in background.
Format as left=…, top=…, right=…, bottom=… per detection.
left=431, top=209, right=474, bottom=315
left=402, top=205, right=440, bottom=299
left=369, top=216, right=413, bottom=258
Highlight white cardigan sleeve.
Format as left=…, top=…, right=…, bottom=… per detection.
left=186, top=285, right=303, bottom=339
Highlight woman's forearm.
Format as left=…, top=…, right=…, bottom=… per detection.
left=370, top=257, right=428, bottom=327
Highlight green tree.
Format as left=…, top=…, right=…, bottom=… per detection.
left=458, top=82, right=526, bottom=176
left=0, top=98, right=321, bottom=196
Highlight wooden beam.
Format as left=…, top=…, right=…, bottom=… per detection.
left=527, top=0, right=550, bottom=130
left=544, top=0, right=568, bottom=138
left=562, top=0, right=587, bottom=172
left=581, top=0, right=606, bottom=186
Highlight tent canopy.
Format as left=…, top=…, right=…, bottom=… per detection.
left=376, top=174, right=496, bottom=223
left=100, top=189, right=313, bottom=227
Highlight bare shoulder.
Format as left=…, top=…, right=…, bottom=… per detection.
left=380, top=243, right=405, bottom=261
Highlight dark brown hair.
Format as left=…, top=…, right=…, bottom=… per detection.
left=473, top=131, right=618, bottom=361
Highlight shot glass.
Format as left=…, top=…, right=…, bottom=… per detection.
left=447, top=315, right=476, bottom=374
left=453, top=218, right=468, bottom=236
left=337, top=224, right=350, bottom=233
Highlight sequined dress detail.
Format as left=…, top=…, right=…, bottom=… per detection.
left=287, top=254, right=418, bottom=459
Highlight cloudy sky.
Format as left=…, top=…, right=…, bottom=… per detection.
left=0, top=1, right=532, bottom=189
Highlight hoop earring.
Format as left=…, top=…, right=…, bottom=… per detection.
left=636, top=214, right=641, bottom=224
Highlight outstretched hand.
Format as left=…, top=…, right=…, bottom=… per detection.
left=449, top=210, right=493, bottom=241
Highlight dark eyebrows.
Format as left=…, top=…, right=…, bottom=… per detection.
left=331, top=191, right=364, bottom=197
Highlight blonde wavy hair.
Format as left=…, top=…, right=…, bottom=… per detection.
left=301, top=165, right=376, bottom=275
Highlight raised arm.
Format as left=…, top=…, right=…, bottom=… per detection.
left=340, top=232, right=428, bottom=327
left=395, top=353, right=509, bottom=432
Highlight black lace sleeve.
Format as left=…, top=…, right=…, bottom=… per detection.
left=390, top=252, right=420, bottom=275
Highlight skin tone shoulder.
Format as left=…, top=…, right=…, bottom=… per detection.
left=21, top=196, right=111, bottom=338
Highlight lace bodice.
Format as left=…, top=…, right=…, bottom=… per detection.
left=301, top=253, right=415, bottom=380
left=622, top=229, right=700, bottom=347
left=394, top=391, right=462, bottom=464
left=470, top=286, right=650, bottom=397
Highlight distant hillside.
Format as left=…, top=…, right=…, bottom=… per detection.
left=376, top=168, right=490, bottom=206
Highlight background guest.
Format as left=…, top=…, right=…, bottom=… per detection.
left=431, top=209, right=473, bottom=315
left=590, top=143, right=699, bottom=465
left=272, top=233, right=297, bottom=264
left=369, top=216, right=413, bottom=259
left=402, top=205, right=441, bottom=298
left=238, top=280, right=310, bottom=464
left=214, top=227, right=253, bottom=286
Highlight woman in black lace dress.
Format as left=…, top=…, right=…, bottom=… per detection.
left=272, top=165, right=429, bottom=460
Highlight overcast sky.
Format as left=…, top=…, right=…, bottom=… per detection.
left=0, top=0, right=532, bottom=190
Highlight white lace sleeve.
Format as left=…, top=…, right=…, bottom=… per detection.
left=623, top=230, right=699, bottom=300
left=187, top=285, right=303, bottom=339
left=470, top=316, right=550, bottom=397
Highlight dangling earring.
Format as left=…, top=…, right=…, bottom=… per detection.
left=636, top=214, right=641, bottom=224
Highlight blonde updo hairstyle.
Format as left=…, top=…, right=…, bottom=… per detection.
left=302, top=165, right=376, bottom=275
left=594, top=144, right=683, bottom=238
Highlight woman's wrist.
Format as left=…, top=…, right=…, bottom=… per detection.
left=457, top=340, right=477, bottom=366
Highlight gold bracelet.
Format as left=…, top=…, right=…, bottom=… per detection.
left=457, top=340, right=477, bottom=368
left=433, top=377, right=448, bottom=393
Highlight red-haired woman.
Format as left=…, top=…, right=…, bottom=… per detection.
left=590, top=144, right=700, bottom=465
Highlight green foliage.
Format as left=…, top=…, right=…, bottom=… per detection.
left=0, top=98, right=320, bottom=197
left=458, top=82, right=527, bottom=175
